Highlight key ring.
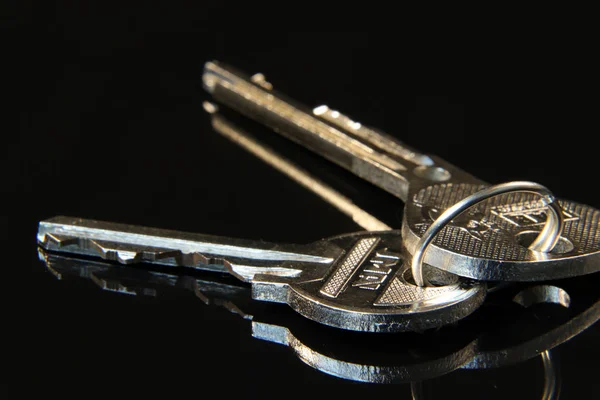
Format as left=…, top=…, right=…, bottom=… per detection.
left=411, top=181, right=565, bottom=287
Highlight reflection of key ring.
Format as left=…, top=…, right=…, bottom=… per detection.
left=411, top=182, right=565, bottom=287
left=410, top=350, right=560, bottom=400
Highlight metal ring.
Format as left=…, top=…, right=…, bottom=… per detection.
left=411, top=181, right=565, bottom=287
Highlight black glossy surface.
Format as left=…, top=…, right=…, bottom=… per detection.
left=5, top=9, right=600, bottom=397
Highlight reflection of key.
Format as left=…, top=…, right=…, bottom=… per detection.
left=40, top=250, right=598, bottom=389
left=203, top=62, right=600, bottom=282
left=39, top=250, right=480, bottom=384
left=37, top=217, right=485, bottom=333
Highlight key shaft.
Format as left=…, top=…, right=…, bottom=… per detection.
left=203, top=62, right=476, bottom=201
left=38, top=216, right=335, bottom=282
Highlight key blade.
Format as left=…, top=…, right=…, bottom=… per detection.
left=204, top=61, right=413, bottom=200
left=38, top=216, right=336, bottom=282
left=312, top=104, right=435, bottom=167
left=203, top=61, right=480, bottom=202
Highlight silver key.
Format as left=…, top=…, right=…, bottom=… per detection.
left=38, top=216, right=485, bottom=333
left=203, top=61, right=600, bottom=282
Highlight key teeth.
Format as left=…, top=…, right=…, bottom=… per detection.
left=187, top=252, right=229, bottom=268
left=114, top=250, right=139, bottom=264
left=40, top=233, right=81, bottom=248
left=39, top=233, right=239, bottom=274
left=87, top=240, right=141, bottom=265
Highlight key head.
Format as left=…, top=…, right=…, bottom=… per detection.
left=251, top=231, right=486, bottom=333
left=402, top=182, right=600, bottom=281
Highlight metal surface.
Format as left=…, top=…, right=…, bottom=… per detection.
left=203, top=61, right=600, bottom=282
left=410, top=182, right=564, bottom=286
left=38, top=217, right=485, bottom=332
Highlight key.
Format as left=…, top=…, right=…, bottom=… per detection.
left=203, top=61, right=600, bottom=282
left=37, top=216, right=485, bottom=333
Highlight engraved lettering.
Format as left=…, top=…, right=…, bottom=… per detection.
left=351, top=248, right=401, bottom=291
left=415, top=206, right=500, bottom=241
left=352, top=273, right=388, bottom=290
left=363, top=263, right=393, bottom=274
left=491, top=206, right=580, bottom=228
left=418, top=203, right=581, bottom=241
left=320, top=238, right=379, bottom=298
left=374, top=249, right=402, bottom=259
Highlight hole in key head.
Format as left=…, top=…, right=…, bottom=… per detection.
left=513, top=285, right=571, bottom=308
left=413, top=166, right=451, bottom=182
left=516, top=231, right=574, bottom=254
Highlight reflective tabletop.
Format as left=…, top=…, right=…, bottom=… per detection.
left=5, top=23, right=599, bottom=397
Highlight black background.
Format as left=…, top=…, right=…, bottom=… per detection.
left=4, top=4, right=600, bottom=397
